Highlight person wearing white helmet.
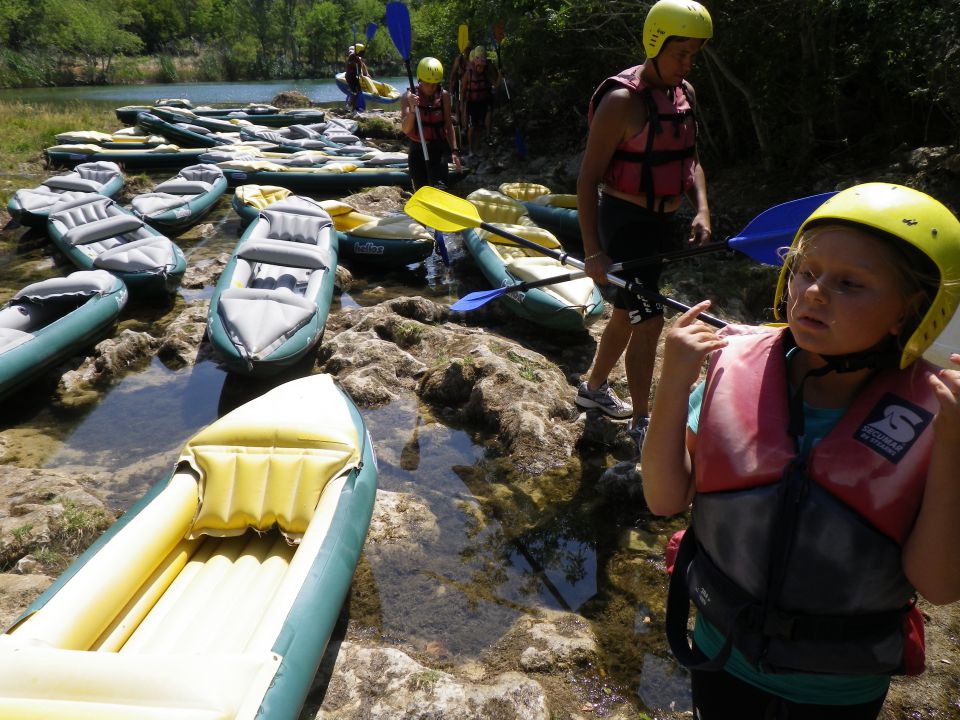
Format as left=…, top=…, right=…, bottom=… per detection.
left=344, top=43, right=369, bottom=114
left=401, top=57, right=462, bottom=190
left=643, top=183, right=960, bottom=718
left=461, top=45, right=499, bottom=156
left=575, top=0, right=714, bottom=455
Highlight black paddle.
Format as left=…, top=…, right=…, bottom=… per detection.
left=447, top=191, right=837, bottom=312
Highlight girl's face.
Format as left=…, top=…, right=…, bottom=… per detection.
left=655, top=38, right=704, bottom=87
left=787, top=226, right=912, bottom=358
left=419, top=81, right=440, bottom=95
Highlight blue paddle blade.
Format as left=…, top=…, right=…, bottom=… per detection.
left=366, top=22, right=378, bottom=41
left=435, top=229, right=450, bottom=266
left=727, top=191, right=837, bottom=266
left=356, top=91, right=366, bottom=111
left=386, top=2, right=412, bottom=60
left=451, top=287, right=509, bottom=311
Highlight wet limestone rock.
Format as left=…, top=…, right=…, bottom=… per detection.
left=56, top=329, right=161, bottom=406
left=315, top=643, right=550, bottom=720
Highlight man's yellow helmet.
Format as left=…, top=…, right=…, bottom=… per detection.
left=643, top=0, right=714, bottom=58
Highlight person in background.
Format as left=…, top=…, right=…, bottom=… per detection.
left=462, top=45, right=499, bottom=156
left=575, top=0, right=713, bottom=454
left=401, top=57, right=462, bottom=190
left=345, top=43, right=369, bottom=114
left=642, top=182, right=960, bottom=719
left=449, top=42, right=471, bottom=133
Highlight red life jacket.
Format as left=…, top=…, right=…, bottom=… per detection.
left=464, top=64, right=493, bottom=103
left=588, top=65, right=697, bottom=207
left=405, top=87, right=446, bottom=143
left=671, top=327, right=933, bottom=676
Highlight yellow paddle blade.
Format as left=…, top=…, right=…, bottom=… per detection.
left=404, top=186, right=483, bottom=232
left=458, top=24, right=469, bottom=52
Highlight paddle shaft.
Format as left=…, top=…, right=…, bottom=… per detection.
left=477, top=220, right=726, bottom=327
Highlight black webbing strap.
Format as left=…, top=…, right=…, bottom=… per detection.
left=665, top=525, right=739, bottom=671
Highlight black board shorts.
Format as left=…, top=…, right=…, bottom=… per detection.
left=598, top=192, right=682, bottom=323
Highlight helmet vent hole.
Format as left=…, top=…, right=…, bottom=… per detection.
left=932, top=228, right=938, bottom=237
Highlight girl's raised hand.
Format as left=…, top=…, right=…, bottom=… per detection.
left=662, top=300, right=728, bottom=388
left=931, top=353, right=960, bottom=440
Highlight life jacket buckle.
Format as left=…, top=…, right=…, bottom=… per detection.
left=761, top=609, right=796, bottom=640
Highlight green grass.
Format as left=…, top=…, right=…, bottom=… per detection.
left=0, top=100, right=117, bottom=172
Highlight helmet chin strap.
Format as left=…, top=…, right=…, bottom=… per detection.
left=787, top=333, right=900, bottom=440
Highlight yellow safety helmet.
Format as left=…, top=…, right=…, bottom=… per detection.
left=470, top=46, right=486, bottom=62
left=643, top=0, right=714, bottom=58
left=355, top=43, right=366, bottom=55
left=774, top=183, right=960, bottom=368
left=417, top=57, right=444, bottom=84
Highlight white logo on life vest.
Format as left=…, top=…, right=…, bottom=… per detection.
left=855, top=393, right=933, bottom=463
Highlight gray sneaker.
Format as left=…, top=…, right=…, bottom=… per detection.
left=627, top=416, right=650, bottom=454
left=575, top=381, right=633, bottom=419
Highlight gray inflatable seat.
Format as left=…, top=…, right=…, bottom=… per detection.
left=94, top=237, right=177, bottom=272
left=62, top=214, right=144, bottom=246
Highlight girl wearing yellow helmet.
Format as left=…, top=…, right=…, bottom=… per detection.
left=575, top=0, right=713, bottom=454
left=400, top=57, right=462, bottom=190
left=643, top=183, right=960, bottom=719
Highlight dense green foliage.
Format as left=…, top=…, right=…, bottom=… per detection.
left=0, top=0, right=956, bottom=170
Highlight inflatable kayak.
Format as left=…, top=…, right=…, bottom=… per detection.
left=334, top=72, right=403, bottom=105
left=44, top=143, right=212, bottom=170
left=47, top=195, right=187, bottom=296
left=7, top=161, right=124, bottom=228
left=130, top=163, right=228, bottom=231
left=0, top=270, right=127, bottom=400
left=462, top=189, right=603, bottom=331
left=232, top=185, right=435, bottom=268
left=0, top=372, right=378, bottom=720
left=208, top=195, right=338, bottom=376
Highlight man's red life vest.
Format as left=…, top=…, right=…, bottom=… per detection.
left=679, top=328, right=934, bottom=675
left=588, top=65, right=697, bottom=205
left=405, top=87, right=446, bottom=143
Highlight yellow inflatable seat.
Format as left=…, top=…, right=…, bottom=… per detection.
left=466, top=188, right=529, bottom=225
left=476, top=222, right=561, bottom=250
left=235, top=184, right=292, bottom=210
left=181, top=374, right=360, bottom=538
left=498, top=181, right=551, bottom=201
left=537, top=193, right=578, bottom=208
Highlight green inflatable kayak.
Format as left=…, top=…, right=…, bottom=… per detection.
left=0, top=372, right=377, bottom=720
left=208, top=195, right=338, bottom=376
left=47, top=195, right=187, bottom=296
left=462, top=189, right=603, bottom=332
left=232, top=184, right=435, bottom=268
left=0, top=270, right=127, bottom=400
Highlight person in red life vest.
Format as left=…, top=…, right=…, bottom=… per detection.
left=400, top=57, right=462, bottom=191
left=344, top=43, right=369, bottom=114
left=461, top=45, right=499, bottom=156
left=642, top=183, right=960, bottom=719
left=575, top=0, right=713, bottom=454
left=449, top=43, right=471, bottom=133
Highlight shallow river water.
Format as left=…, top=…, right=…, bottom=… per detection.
left=0, top=100, right=692, bottom=714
